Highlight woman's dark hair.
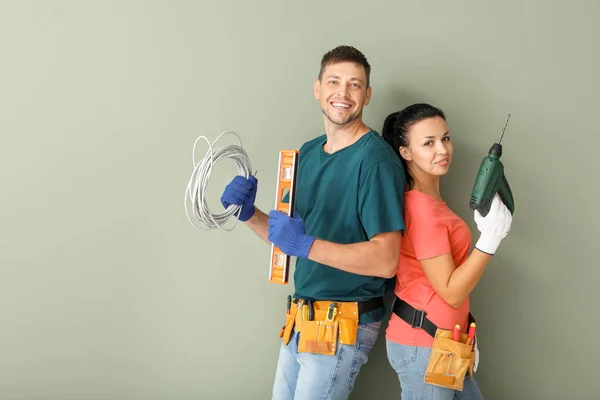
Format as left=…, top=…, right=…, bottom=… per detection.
left=381, top=103, right=447, bottom=190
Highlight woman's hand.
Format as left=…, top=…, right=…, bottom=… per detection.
left=474, top=193, right=513, bottom=255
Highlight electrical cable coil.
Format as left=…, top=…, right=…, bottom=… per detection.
left=184, top=131, right=254, bottom=231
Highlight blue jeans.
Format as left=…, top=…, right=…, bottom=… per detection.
left=386, top=341, right=484, bottom=400
left=271, top=321, right=381, bottom=400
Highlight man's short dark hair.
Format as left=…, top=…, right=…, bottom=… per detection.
left=318, top=45, right=371, bottom=88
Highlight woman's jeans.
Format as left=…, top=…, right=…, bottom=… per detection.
left=386, top=340, right=484, bottom=400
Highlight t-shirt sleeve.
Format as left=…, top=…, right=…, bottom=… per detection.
left=409, top=200, right=451, bottom=260
left=358, top=161, right=406, bottom=239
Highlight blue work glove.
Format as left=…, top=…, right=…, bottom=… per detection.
left=220, top=175, right=258, bottom=222
left=267, top=210, right=316, bottom=259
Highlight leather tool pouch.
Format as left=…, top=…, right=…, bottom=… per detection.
left=297, top=319, right=339, bottom=355
left=424, top=328, right=475, bottom=391
left=278, top=303, right=298, bottom=346
left=295, top=300, right=360, bottom=356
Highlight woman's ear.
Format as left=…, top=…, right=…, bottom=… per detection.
left=399, top=146, right=411, bottom=161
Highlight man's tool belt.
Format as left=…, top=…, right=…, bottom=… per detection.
left=278, top=296, right=383, bottom=356
left=392, top=297, right=476, bottom=391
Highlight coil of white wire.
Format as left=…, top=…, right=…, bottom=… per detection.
left=184, top=131, right=253, bottom=231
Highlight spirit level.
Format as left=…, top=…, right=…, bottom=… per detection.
left=268, top=150, right=299, bottom=284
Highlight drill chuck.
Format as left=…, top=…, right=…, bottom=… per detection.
left=489, top=143, right=502, bottom=158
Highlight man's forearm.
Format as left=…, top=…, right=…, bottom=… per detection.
left=307, top=232, right=401, bottom=278
left=244, top=207, right=270, bottom=243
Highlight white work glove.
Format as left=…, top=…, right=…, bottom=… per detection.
left=474, top=193, right=512, bottom=255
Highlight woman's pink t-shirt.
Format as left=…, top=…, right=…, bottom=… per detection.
left=385, top=190, right=473, bottom=348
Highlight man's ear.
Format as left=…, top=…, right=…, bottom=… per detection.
left=363, top=86, right=372, bottom=106
left=313, top=79, right=321, bottom=100
left=399, top=146, right=411, bottom=161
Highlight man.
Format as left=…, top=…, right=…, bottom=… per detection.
left=220, top=45, right=406, bottom=399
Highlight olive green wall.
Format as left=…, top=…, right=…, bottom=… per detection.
left=1, top=1, right=598, bottom=399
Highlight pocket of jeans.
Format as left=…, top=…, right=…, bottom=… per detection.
left=355, top=321, right=381, bottom=350
left=386, top=341, right=417, bottom=369
left=359, top=320, right=382, bottom=333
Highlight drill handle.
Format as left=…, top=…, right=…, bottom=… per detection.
left=498, top=174, right=515, bottom=215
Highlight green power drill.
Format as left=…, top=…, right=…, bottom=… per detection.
left=469, top=114, right=515, bottom=217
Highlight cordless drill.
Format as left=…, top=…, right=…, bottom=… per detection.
left=469, top=114, right=515, bottom=217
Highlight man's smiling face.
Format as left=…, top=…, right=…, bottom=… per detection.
left=314, top=61, right=372, bottom=126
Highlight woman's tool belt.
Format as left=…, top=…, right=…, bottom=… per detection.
left=392, top=297, right=476, bottom=391
left=278, top=295, right=383, bottom=356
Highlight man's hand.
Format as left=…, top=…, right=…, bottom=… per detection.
left=220, top=175, right=258, bottom=222
left=267, top=210, right=316, bottom=258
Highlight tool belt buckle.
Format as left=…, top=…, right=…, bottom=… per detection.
left=411, top=309, right=425, bottom=329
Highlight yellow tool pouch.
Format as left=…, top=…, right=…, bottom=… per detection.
left=278, top=298, right=360, bottom=355
left=297, top=300, right=359, bottom=356
left=424, top=328, right=475, bottom=391
left=297, top=318, right=338, bottom=355
left=278, top=303, right=298, bottom=346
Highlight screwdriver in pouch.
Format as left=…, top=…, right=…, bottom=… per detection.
left=326, top=303, right=337, bottom=322
left=453, top=325, right=461, bottom=342
left=301, top=300, right=307, bottom=321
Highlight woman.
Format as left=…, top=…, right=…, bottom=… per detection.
left=381, top=103, right=513, bottom=399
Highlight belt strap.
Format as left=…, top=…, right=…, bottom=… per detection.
left=293, top=296, right=383, bottom=316
left=392, top=297, right=475, bottom=338
left=358, top=296, right=384, bottom=314
left=392, top=297, right=438, bottom=337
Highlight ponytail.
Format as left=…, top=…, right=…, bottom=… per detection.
left=382, top=111, right=413, bottom=190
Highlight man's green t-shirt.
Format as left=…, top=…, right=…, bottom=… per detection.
left=291, top=130, right=406, bottom=324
